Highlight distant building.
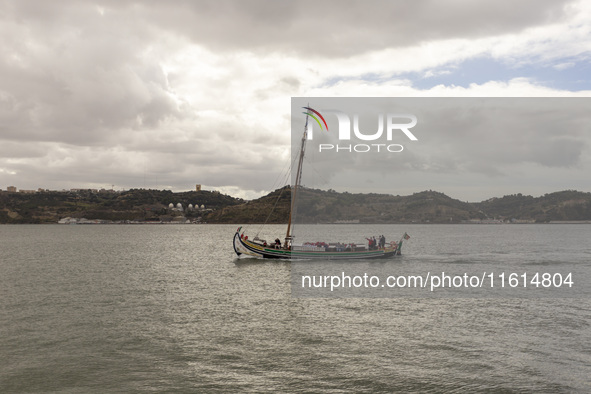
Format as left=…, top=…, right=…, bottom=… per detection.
left=195, top=184, right=202, bottom=191
left=7, top=186, right=17, bottom=192
left=19, top=189, right=36, bottom=194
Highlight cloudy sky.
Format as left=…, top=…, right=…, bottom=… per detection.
left=292, top=98, right=591, bottom=201
left=1, top=0, right=590, bottom=201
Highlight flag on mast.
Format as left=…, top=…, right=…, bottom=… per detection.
left=403, top=233, right=410, bottom=240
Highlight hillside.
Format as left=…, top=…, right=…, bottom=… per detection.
left=475, top=190, right=591, bottom=222
left=292, top=188, right=477, bottom=224
left=205, top=186, right=291, bottom=224
left=0, top=188, right=243, bottom=224
left=209, top=188, right=591, bottom=224
left=2, top=187, right=591, bottom=224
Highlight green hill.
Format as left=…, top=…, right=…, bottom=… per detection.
left=475, top=190, right=591, bottom=222
left=0, top=188, right=243, bottom=224
left=291, top=188, right=477, bottom=224
left=207, top=187, right=591, bottom=224
left=205, top=186, right=291, bottom=223
left=2, top=187, right=591, bottom=224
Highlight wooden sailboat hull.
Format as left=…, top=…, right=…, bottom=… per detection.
left=231, top=109, right=409, bottom=260
left=234, top=229, right=402, bottom=260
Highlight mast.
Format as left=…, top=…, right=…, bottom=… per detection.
left=285, top=109, right=309, bottom=244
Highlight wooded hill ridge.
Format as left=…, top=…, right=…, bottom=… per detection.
left=2, top=187, right=591, bottom=224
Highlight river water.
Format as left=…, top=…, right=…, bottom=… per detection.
left=0, top=224, right=589, bottom=392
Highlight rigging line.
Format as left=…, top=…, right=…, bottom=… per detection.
left=254, top=166, right=291, bottom=238
left=303, top=155, right=330, bottom=186
left=255, top=181, right=288, bottom=237
left=264, top=148, right=293, bottom=194
left=253, top=149, right=298, bottom=238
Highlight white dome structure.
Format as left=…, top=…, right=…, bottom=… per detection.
left=176, top=203, right=183, bottom=209
left=168, top=203, right=174, bottom=209
left=188, top=204, right=194, bottom=210
left=200, top=204, right=205, bottom=209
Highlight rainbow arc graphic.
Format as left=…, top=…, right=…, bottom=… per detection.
left=302, top=106, right=329, bottom=132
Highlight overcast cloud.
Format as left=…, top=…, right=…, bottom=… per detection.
left=1, top=0, right=590, bottom=200
left=292, top=98, right=591, bottom=201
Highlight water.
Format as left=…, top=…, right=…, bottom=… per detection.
left=0, top=224, right=590, bottom=392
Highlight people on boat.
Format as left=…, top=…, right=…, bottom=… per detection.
left=303, top=241, right=329, bottom=248
left=275, top=238, right=281, bottom=249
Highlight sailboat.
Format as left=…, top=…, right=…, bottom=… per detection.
left=233, top=107, right=410, bottom=259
